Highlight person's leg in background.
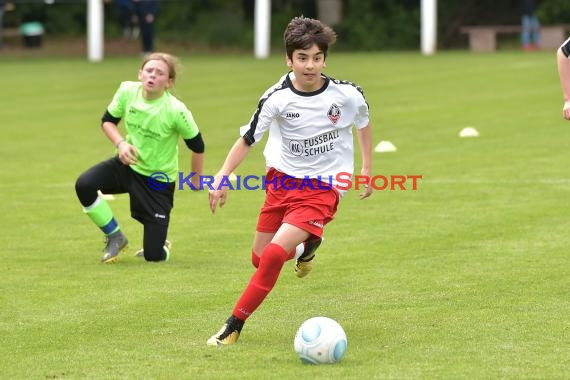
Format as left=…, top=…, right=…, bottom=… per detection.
left=138, top=11, right=155, bottom=55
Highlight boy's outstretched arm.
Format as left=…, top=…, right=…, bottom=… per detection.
left=209, top=137, right=252, bottom=213
left=356, top=124, right=373, bottom=200
left=557, top=43, right=570, bottom=120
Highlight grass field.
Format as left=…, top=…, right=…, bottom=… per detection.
left=1, top=49, right=570, bottom=379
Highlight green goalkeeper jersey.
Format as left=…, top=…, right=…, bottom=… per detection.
left=107, top=81, right=200, bottom=181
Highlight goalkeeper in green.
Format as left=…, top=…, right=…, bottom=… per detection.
left=75, top=52, right=205, bottom=263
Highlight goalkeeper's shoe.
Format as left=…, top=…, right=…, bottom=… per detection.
left=294, top=237, right=323, bottom=278
left=135, top=240, right=172, bottom=261
left=207, top=315, right=244, bottom=347
left=100, top=231, right=128, bottom=263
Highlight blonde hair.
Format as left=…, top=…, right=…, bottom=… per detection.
left=140, top=52, right=181, bottom=83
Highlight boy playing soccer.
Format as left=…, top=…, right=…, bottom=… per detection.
left=207, top=16, right=373, bottom=346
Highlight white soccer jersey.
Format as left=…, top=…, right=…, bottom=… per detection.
left=263, top=121, right=282, bottom=169
left=241, top=72, right=370, bottom=188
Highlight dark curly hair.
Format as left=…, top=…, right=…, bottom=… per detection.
left=283, top=16, right=337, bottom=59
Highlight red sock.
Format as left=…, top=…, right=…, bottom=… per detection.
left=251, top=250, right=260, bottom=268
left=252, top=247, right=294, bottom=268
left=233, top=243, right=289, bottom=321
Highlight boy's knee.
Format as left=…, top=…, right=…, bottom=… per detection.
left=259, top=243, right=288, bottom=267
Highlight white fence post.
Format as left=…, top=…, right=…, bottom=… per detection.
left=254, top=0, right=271, bottom=59
left=421, top=0, right=437, bottom=55
left=87, top=0, right=104, bottom=62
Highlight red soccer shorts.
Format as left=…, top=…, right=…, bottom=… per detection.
left=256, top=168, right=340, bottom=237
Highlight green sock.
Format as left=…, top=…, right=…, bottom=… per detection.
left=84, top=196, right=120, bottom=235
left=163, top=243, right=170, bottom=262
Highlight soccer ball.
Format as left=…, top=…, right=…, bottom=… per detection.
left=293, top=316, right=347, bottom=364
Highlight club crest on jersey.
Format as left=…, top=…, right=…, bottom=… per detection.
left=327, top=103, right=341, bottom=124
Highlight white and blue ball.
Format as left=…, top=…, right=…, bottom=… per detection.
left=294, top=316, right=347, bottom=364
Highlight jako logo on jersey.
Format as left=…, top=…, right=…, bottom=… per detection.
left=328, top=103, right=341, bottom=124
left=284, top=112, right=301, bottom=120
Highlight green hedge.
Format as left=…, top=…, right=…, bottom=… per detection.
left=3, top=0, right=569, bottom=50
